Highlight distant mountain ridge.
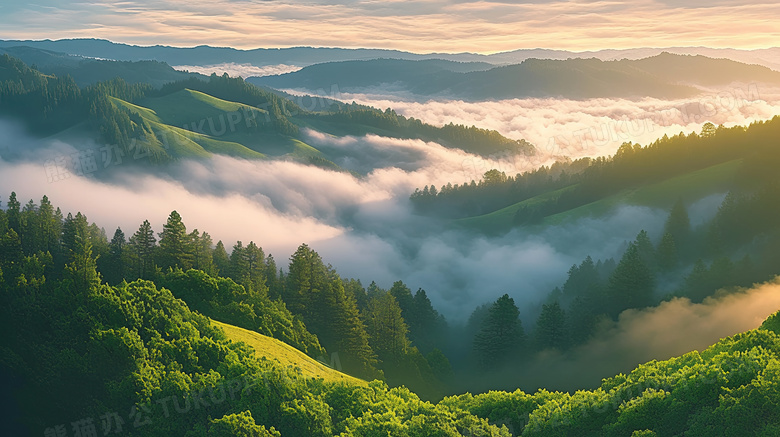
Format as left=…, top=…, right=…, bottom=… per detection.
left=1, top=38, right=779, bottom=71
left=251, top=53, right=780, bottom=101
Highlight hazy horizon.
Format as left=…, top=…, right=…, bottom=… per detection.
left=1, top=1, right=779, bottom=53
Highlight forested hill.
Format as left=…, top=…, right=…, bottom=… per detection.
left=412, top=117, right=780, bottom=233
left=0, top=54, right=534, bottom=167
left=2, top=188, right=780, bottom=435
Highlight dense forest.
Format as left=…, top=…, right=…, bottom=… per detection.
left=3, top=191, right=780, bottom=435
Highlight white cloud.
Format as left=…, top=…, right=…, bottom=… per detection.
left=172, top=63, right=301, bottom=78
left=330, top=84, right=780, bottom=161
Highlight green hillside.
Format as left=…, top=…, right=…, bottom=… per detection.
left=543, top=158, right=741, bottom=225
left=454, top=158, right=742, bottom=233
left=137, top=89, right=265, bottom=127
left=213, top=320, right=368, bottom=386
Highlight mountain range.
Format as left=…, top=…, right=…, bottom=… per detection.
left=251, top=53, right=780, bottom=101
left=1, top=38, right=779, bottom=71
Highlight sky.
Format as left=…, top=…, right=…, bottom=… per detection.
left=0, top=0, right=778, bottom=53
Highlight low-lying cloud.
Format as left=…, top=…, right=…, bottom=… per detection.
left=306, top=83, right=780, bottom=162
left=173, top=63, right=301, bottom=78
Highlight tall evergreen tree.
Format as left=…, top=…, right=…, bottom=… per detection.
left=656, top=232, right=678, bottom=271
left=343, top=278, right=368, bottom=313
left=264, top=254, right=281, bottom=299
left=189, top=229, right=215, bottom=275
left=213, top=240, right=230, bottom=276
left=562, top=255, right=601, bottom=300
left=284, top=243, right=329, bottom=319
left=20, top=199, right=39, bottom=255
left=408, top=288, right=445, bottom=353
left=230, top=241, right=250, bottom=283
left=473, top=294, right=525, bottom=369
left=65, top=226, right=101, bottom=295
left=6, top=191, right=20, bottom=235
left=606, top=243, right=655, bottom=316
left=128, top=220, right=156, bottom=279
left=389, top=280, right=414, bottom=320
left=38, top=195, right=61, bottom=256
left=634, top=229, right=657, bottom=272
left=364, top=291, right=410, bottom=365
left=103, top=227, right=126, bottom=284
left=62, top=212, right=89, bottom=260
left=158, top=210, right=192, bottom=270
left=535, top=301, right=567, bottom=350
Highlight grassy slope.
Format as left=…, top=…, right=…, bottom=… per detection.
left=110, top=94, right=266, bottom=160
left=112, top=89, right=337, bottom=160
left=212, top=320, right=368, bottom=387
left=456, top=159, right=742, bottom=233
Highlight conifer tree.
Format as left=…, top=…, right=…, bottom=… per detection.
left=474, top=294, right=525, bottom=368
left=606, top=242, right=654, bottom=316
left=128, top=220, right=156, bottom=279
left=535, top=301, right=567, bottom=350
left=656, top=232, right=678, bottom=271
left=158, top=210, right=192, bottom=270
left=213, top=240, right=230, bottom=276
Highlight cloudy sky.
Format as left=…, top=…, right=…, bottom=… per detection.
left=0, top=0, right=777, bottom=53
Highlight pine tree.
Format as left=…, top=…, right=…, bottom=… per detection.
left=128, top=220, right=156, bottom=279
left=245, top=241, right=266, bottom=290
left=213, top=240, right=230, bottom=276
left=535, top=301, right=567, bottom=350
left=189, top=229, right=215, bottom=275
left=364, top=291, right=410, bottom=365
left=62, top=212, right=89, bottom=260
left=284, top=243, right=328, bottom=319
left=634, top=230, right=657, bottom=272
left=562, top=255, right=601, bottom=300
left=158, top=210, right=192, bottom=270
left=38, top=195, right=61, bottom=256
left=389, top=280, right=414, bottom=321
left=103, top=227, right=126, bottom=284
left=606, top=243, right=655, bottom=316
left=408, top=288, right=445, bottom=353
left=229, top=241, right=249, bottom=283
left=65, top=227, right=101, bottom=295
left=656, top=232, right=678, bottom=271
left=473, top=294, right=525, bottom=368
left=264, top=254, right=281, bottom=299
left=20, top=199, right=39, bottom=255
left=6, top=191, right=20, bottom=234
